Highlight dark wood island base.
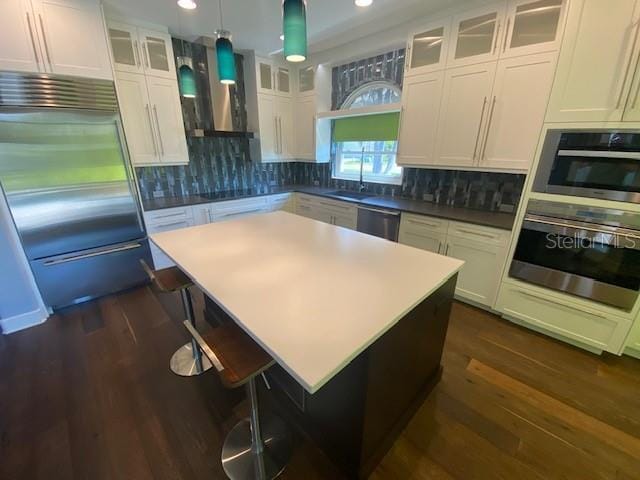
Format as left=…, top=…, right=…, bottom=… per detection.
left=209, top=275, right=457, bottom=479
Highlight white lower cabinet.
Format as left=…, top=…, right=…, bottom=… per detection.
left=294, top=194, right=357, bottom=229
left=269, top=193, right=294, bottom=213
left=399, top=213, right=510, bottom=309
left=212, top=197, right=271, bottom=223
left=144, top=207, right=194, bottom=269
left=398, top=213, right=448, bottom=254
left=625, top=320, right=640, bottom=358
left=445, top=221, right=510, bottom=307
left=496, top=280, right=633, bottom=354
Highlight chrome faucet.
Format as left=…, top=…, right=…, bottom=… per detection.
left=359, top=147, right=366, bottom=192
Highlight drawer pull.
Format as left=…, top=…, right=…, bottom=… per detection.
left=155, top=221, right=188, bottom=229
left=319, top=200, right=350, bottom=210
left=455, top=228, right=497, bottom=239
left=516, top=290, right=607, bottom=319
left=219, top=208, right=266, bottom=218
left=151, top=212, right=187, bottom=220
left=407, top=219, right=441, bottom=228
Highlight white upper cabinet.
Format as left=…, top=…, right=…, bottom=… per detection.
left=257, top=94, right=278, bottom=161
left=33, top=0, right=112, bottom=79
left=146, top=76, right=189, bottom=165
left=0, top=0, right=42, bottom=73
left=501, top=0, right=566, bottom=58
left=138, top=28, right=175, bottom=79
left=405, top=18, right=451, bottom=76
left=276, top=66, right=291, bottom=95
left=480, top=52, right=556, bottom=171
left=109, top=24, right=176, bottom=79
left=0, top=0, right=111, bottom=79
left=294, top=96, right=316, bottom=160
left=108, top=22, right=144, bottom=74
left=546, top=0, right=640, bottom=122
left=115, top=71, right=159, bottom=166
left=255, top=58, right=291, bottom=96
left=257, top=59, right=274, bottom=94
left=276, top=96, right=294, bottom=158
left=434, top=62, right=497, bottom=168
left=448, top=3, right=507, bottom=68
left=397, top=71, right=444, bottom=166
left=297, top=65, right=315, bottom=95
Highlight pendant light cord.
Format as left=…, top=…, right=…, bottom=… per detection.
left=218, top=0, right=224, bottom=31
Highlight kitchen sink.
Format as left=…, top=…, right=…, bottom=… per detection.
left=327, top=190, right=373, bottom=200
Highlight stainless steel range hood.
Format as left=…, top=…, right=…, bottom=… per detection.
left=194, top=36, right=248, bottom=136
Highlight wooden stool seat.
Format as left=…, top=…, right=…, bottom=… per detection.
left=185, top=321, right=274, bottom=388
left=140, top=259, right=193, bottom=293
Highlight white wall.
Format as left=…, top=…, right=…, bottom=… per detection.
left=0, top=192, right=48, bottom=334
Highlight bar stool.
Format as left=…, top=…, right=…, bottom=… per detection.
left=184, top=320, right=292, bottom=479
left=140, top=260, right=212, bottom=376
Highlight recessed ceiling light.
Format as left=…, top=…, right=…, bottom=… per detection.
left=178, top=0, right=197, bottom=10
left=355, top=0, right=373, bottom=6
left=280, top=34, right=285, bottom=40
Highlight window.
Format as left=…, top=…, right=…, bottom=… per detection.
left=333, top=82, right=402, bottom=185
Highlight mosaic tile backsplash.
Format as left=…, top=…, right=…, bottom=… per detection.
left=136, top=143, right=524, bottom=212
left=136, top=47, right=525, bottom=213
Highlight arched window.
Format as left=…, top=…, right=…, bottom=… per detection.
left=341, top=81, right=402, bottom=110
left=333, top=81, right=402, bottom=185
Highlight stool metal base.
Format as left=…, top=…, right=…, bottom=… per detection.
left=221, top=416, right=291, bottom=480
left=169, top=342, right=213, bottom=377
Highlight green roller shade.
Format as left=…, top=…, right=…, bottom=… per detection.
left=333, top=112, right=400, bottom=142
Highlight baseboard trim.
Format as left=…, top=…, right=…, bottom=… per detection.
left=1, top=308, right=49, bottom=334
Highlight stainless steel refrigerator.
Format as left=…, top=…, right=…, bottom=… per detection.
left=0, top=72, right=151, bottom=309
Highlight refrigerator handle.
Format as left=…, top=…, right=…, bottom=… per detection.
left=43, top=243, right=142, bottom=266
left=113, top=116, right=147, bottom=234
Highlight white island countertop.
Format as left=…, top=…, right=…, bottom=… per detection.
left=151, top=211, right=463, bottom=393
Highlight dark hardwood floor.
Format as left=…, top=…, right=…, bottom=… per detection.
left=1, top=285, right=640, bottom=480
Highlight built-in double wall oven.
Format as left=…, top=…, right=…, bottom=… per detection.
left=511, top=129, right=640, bottom=312
left=533, top=129, right=640, bottom=203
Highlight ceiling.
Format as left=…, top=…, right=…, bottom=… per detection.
left=104, top=0, right=488, bottom=59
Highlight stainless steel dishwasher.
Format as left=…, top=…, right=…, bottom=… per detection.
left=356, top=207, right=400, bottom=241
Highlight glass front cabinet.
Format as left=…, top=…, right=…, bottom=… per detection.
left=405, top=0, right=565, bottom=74
left=108, top=23, right=176, bottom=79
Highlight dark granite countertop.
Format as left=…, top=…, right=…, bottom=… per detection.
left=142, top=185, right=516, bottom=231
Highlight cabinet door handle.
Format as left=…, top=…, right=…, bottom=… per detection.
left=455, top=228, right=497, bottom=239
left=273, top=116, right=279, bottom=154
left=143, top=41, right=150, bottom=68
left=437, top=241, right=442, bottom=254
left=493, top=21, right=501, bottom=54
left=408, top=218, right=440, bottom=228
left=152, top=105, right=165, bottom=155
left=133, top=40, right=140, bottom=67
left=406, top=43, right=412, bottom=69
left=279, top=117, right=284, bottom=155
left=38, top=14, right=52, bottom=70
left=444, top=243, right=450, bottom=256
left=618, top=21, right=640, bottom=109
left=473, top=96, right=488, bottom=161
left=516, top=290, right=607, bottom=319
left=145, top=104, right=158, bottom=155
left=481, top=96, right=497, bottom=161
left=502, top=18, right=510, bottom=53
left=26, top=13, right=39, bottom=65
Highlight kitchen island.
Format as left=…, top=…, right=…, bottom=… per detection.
left=150, top=211, right=463, bottom=478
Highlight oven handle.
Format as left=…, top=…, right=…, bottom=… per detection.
left=523, top=216, right=640, bottom=245
left=556, top=149, right=640, bottom=160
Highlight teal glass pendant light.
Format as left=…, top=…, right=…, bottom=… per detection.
left=177, top=56, right=197, bottom=98
left=215, top=0, right=236, bottom=84
left=283, top=0, right=307, bottom=62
